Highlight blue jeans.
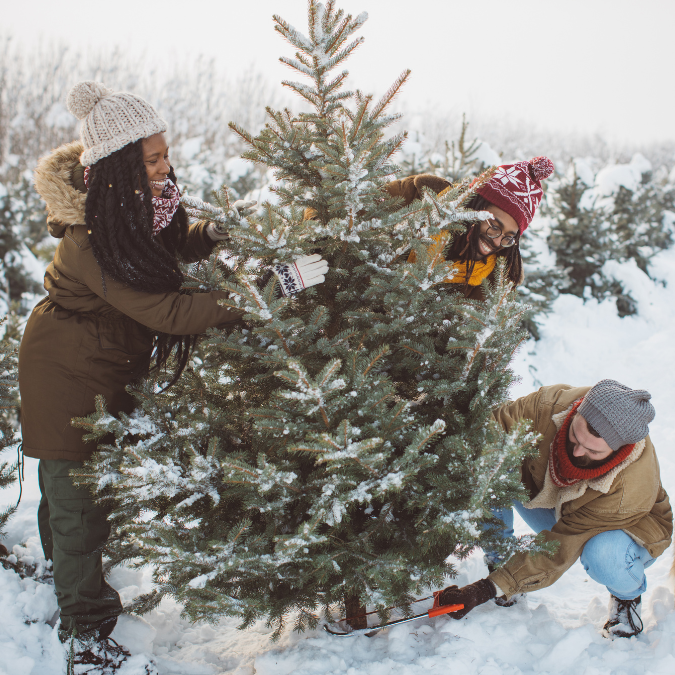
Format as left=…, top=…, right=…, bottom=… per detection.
left=488, top=502, right=655, bottom=600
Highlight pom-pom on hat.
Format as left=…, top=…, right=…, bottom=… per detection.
left=578, top=379, right=655, bottom=452
left=66, top=81, right=167, bottom=167
left=476, top=156, right=554, bottom=235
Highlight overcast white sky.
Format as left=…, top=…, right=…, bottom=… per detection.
left=4, top=0, right=675, bottom=145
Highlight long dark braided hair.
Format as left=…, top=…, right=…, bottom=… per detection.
left=84, top=139, right=197, bottom=387
left=444, top=194, right=523, bottom=287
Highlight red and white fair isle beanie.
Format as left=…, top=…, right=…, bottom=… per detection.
left=476, top=157, right=555, bottom=235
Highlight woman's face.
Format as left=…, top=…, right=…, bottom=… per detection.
left=142, top=133, right=171, bottom=197
left=473, top=204, right=520, bottom=259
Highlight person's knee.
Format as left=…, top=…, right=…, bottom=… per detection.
left=581, top=530, right=645, bottom=586
left=582, top=531, right=626, bottom=565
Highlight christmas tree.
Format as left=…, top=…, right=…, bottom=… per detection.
left=546, top=160, right=618, bottom=299
left=73, top=1, right=544, bottom=638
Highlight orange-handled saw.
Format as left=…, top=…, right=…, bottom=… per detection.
left=323, top=602, right=464, bottom=637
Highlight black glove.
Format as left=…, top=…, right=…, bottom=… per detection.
left=434, top=578, right=496, bottom=619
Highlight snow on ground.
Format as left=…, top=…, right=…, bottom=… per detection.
left=2, top=246, right=675, bottom=674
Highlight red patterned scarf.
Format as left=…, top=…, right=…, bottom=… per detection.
left=549, top=400, right=635, bottom=487
left=83, top=167, right=179, bottom=235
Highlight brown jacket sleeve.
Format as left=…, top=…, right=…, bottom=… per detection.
left=491, top=389, right=543, bottom=432
left=95, top=282, right=241, bottom=335
left=180, top=219, right=218, bottom=263
left=384, top=174, right=452, bottom=207
left=50, top=228, right=243, bottom=335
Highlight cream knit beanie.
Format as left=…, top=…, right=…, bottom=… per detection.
left=66, top=81, right=167, bottom=166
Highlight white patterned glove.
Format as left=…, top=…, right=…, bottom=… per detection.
left=205, top=200, right=258, bottom=241
left=273, top=254, right=329, bottom=296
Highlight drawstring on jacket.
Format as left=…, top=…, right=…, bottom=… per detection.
left=15, top=442, right=24, bottom=507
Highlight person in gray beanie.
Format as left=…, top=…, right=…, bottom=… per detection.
left=19, top=81, right=327, bottom=669
left=577, top=379, right=655, bottom=452
left=432, top=382, right=672, bottom=639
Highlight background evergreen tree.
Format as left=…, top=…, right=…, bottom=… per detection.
left=546, top=162, right=607, bottom=297
left=547, top=157, right=674, bottom=316
left=73, top=0, right=545, bottom=638
left=0, top=176, right=46, bottom=315
left=517, top=236, right=569, bottom=341
left=399, top=114, right=491, bottom=183
left=0, top=316, right=19, bottom=547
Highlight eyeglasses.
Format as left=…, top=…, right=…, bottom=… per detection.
left=485, top=220, right=517, bottom=248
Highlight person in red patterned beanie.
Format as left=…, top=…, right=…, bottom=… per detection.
left=385, top=156, right=555, bottom=300
left=475, top=157, right=554, bottom=236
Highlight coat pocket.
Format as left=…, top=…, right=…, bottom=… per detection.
left=519, top=572, right=551, bottom=590
left=95, top=318, right=153, bottom=377
left=48, top=473, right=92, bottom=501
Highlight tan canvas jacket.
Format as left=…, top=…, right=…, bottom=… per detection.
left=487, top=384, right=672, bottom=598
left=19, top=141, right=244, bottom=460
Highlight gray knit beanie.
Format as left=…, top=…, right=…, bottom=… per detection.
left=66, top=81, right=167, bottom=167
left=578, top=379, right=655, bottom=451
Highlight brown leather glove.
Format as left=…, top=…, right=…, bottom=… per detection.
left=434, top=578, right=497, bottom=619
left=384, top=174, right=452, bottom=207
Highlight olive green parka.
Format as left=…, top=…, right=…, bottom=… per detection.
left=19, top=141, right=244, bottom=461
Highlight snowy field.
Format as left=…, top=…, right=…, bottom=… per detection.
left=1, top=238, right=674, bottom=674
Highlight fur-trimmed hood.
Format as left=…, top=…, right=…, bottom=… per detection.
left=33, top=141, right=87, bottom=234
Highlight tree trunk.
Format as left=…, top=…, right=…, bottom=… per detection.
left=344, top=592, right=367, bottom=630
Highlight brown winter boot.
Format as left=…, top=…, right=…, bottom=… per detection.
left=69, top=635, right=160, bottom=674
left=68, top=634, right=131, bottom=674
left=602, top=594, right=643, bottom=639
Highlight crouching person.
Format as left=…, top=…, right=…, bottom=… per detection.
left=437, top=381, right=672, bottom=638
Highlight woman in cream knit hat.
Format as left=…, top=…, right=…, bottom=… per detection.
left=19, top=81, right=326, bottom=667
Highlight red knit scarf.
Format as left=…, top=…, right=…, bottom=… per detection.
left=549, top=400, right=636, bottom=487
left=83, top=167, right=179, bottom=235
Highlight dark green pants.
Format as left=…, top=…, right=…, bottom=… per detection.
left=38, top=459, right=122, bottom=636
